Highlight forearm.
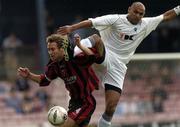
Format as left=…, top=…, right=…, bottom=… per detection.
left=71, top=20, right=92, bottom=31
left=27, top=72, right=42, bottom=83
left=163, top=6, right=180, bottom=21
left=78, top=45, right=94, bottom=55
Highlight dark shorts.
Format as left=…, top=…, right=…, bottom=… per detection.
left=68, top=95, right=96, bottom=127
left=105, top=83, right=122, bottom=94
left=88, top=35, right=106, bottom=64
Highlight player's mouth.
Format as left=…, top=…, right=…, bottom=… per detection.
left=50, top=55, right=55, bottom=60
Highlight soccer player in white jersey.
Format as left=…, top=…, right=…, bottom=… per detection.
left=57, top=2, right=180, bottom=127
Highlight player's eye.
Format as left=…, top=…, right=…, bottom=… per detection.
left=48, top=48, right=55, bottom=52
left=139, top=12, right=144, bottom=16
left=134, top=11, right=143, bottom=16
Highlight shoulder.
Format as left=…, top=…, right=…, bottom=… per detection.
left=103, top=14, right=122, bottom=20
left=46, top=60, right=60, bottom=71
left=47, top=60, right=57, bottom=67
left=115, top=14, right=128, bottom=22
left=93, top=14, right=121, bottom=20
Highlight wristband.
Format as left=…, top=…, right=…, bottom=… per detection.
left=174, top=6, right=180, bottom=15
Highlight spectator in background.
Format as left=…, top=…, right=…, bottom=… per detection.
left=21, top=90, right=34, bottom=114
left=160, top=65, right=173, bottom=85
left=2, top=32, right=22, bottom=82
left=151, top=77, right=168, bottom=113
left=15, top=76, right=30, bottom=92
left=128, top=67, right=142, bottom=81
left=32, top=95, right=45, bottom=112
left=4, top=87, right=23, bottom=113
left=137, top=95, right=153, bottom=115
left=146, top=63, right=160, bottom=85
left=35, top=89, right=50, bottom=109
left=119, top=95, right=139, bottom=116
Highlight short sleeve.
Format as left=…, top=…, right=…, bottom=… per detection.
left=44, top=64, right=58, bottom=81
left=89, top=14, right=120, bottom=31
left=39, top=63, right=58, bottom=86
left=144, top=15, right=163, bottom=37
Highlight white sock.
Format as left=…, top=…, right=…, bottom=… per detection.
left=98, top=116, right=111, bottom=127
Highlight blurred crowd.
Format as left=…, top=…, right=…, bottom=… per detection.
left=114, top=61, right=180, bottom=117
left=0, top=78, right=51, bottom=114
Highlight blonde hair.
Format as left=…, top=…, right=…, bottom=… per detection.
left=46, top=34, right=69, bottom=61
left=46, top=34, right=68, bottom=48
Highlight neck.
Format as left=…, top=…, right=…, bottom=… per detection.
left=58, top=57, right=64, bottom=62
left=126, top=15, right=139, bottom=25
left=127, top=15, right=134, bottom=25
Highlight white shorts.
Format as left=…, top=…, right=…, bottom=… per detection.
left=101, top=49, right=127, bottom=90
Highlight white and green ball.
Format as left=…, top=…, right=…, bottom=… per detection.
left=48, top=106, right=68, bottom=126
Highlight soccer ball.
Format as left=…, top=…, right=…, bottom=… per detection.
left=48, top=106, right=68, bottom=126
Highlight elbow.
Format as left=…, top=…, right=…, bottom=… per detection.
left=86, top=20, right=93, bottom=27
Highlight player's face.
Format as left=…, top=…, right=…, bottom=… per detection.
left=47, top=42, right=65, bottom=62
left=127, top=4, right=145, bottom=25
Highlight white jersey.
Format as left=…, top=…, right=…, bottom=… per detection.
left=89, top=14, right=163, bottom=64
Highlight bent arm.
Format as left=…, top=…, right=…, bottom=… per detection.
left=163, top=6, right=180, bottom=21
left=74, top=34, right=94, bottom=55
left=17, top=67, right=41, bottom=83
left=74, top=34, right=105, bottom=57
left=27, top=73, right=41, bottom=83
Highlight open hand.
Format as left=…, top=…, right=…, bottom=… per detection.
left=57, top=25, right=72, bottom=35
left=17, top=67, right=30, bottom=78
left=74, top=34, right=81, bottom=47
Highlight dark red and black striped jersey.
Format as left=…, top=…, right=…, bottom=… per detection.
left=39, top=48, right=104, bottom=100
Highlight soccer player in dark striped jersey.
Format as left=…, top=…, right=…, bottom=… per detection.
left=17, top=33, right=105, bottom=127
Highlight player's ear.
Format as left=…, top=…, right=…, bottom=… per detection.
left=128, top=7, right=131, bottom=13
left=143, top=12, right=145, bottom=17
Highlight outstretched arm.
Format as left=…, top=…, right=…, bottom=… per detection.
left=57, top=20, right=92, bottom=35
left=163, top=5, right=180, bottom=21
left=17, top=67, right=41, bottom=83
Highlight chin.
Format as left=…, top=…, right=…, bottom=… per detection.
left=53, top=58, right=58, bottom=61
left=50, top=58, right=56, bottom=61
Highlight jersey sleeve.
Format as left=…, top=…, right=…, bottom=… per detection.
left=144, top=15, right=164, bottom=37
left=39, top=63, right=58, bottom=86
left=89, top=14, right=120, bottom=31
